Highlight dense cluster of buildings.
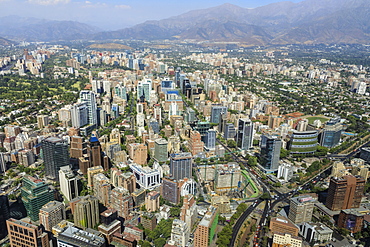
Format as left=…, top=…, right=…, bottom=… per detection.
left=0, top=44, right=369, bottom=247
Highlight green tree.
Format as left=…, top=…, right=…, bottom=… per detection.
left=139, top=240, right=152, bottom=247
left=280, top=148, right=290, bottom=158
left=260, top=192, right=271, bottom=200
left=248, top=156, right=258, bottom=167
left=170, top=207, right=181, bottom=217
left=227, top=139, right=237, bottom=148
left=154, top=238, right=167, bottom=247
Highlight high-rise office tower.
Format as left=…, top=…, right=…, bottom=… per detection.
left=236, top=118, right=254, bottom=150
left=39, top=201, right=66, bottom=231
left=70, top=195, right=99, bottom=229
left=88, top=135, right=103, bottom=168
left=288, top=195, right=316, bottom=224
left=210, top=105, right=228, bottom=124
left=218, top=113, right=228, bottom=133
left=154, top=138, right=168, bottom=163
left=59, top=166, right=80, bottom=201
left=204, top=130, right=216, bottom=150
left=184, top=108, right=196, bottom=124
left=260, top=134, right=282, bottom=172
left=137, top=79, right=152, bottom=102
left=170, top=153, right=193, bottom=180
left=111, top=104, right=119, bottom=119
left=115, top=84, right=127, bottom=100
left=7, top=218, right=50, bottom=247
left=71, top=102, right=89, bottom=128
left=320, top=117, right=342, bottom=148
left=224, top=123, right=236, bottom=140
left=325, top=175, right=365, bottom=211
left=70, top=136, right=86, bottom=159
left=42, top=137, right=69, bottom=180
left=79, top=90, right=97, bottom=126
left=0, top=195, right=10, bottom=239
left=21, top=176, right=54, bottom=221
left=175, top=68, right=181, bottom=87
left=161, top=177, right=180, bottom=204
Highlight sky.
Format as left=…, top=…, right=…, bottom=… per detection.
left=0, top=0, right=304, bottom=30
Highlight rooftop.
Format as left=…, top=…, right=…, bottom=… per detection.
left=170, top=152, right=192, bottom=160
left=199, top=206, right=218, bottom=228
left=40, top=201, right=63, bottom=212
left=59, top=225, right=105, bottom=246
left=45, top=136, right=62, bottom=143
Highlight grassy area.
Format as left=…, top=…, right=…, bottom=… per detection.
left=241, top=170, right=259, bottom=198
left=306, top=116, right=330, bottom=124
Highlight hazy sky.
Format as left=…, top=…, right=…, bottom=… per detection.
left=0, top=0, right=304, bottom=30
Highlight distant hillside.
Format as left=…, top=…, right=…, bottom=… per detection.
left=92, top=0, right=370, bottom=45
left=88, top=43, right=133, bottom=50
left=1, top=0, right=369, bottom=45
left=0, top=37, right=13, bottom=46
left=0, top=16, right=101, bottom=42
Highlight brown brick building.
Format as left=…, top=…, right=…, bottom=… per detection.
left=325, top=175, right=365, bottom=211
left=269, top=217, right=299, bottom=237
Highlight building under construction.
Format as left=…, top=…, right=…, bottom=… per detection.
left=197, top=162, right=256, bottom=198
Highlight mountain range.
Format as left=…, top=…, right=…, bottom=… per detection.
left=0, top=0, right=369, bottom=45
left=0, top=16, right=101, bottom=42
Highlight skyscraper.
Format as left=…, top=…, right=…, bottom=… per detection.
left=325, top=175, right=365, bottom=211
left=288, top=195, right=316, bottom=224
left=79, top=90, right=97, bottom=126
left=204, top=130, right=216, bottom=150
left=114, top=84, right=127, bottom=101
left=320, top=117, right=342, bottom=148
left=59, top=166, right=80, bottom=201
left=210, top=105, right=228, bottom=124
left=161, top=177, right=180, bottom=204
left=170, top=153, right=193, bottom=180
left=260, top=134, right=282, bottom=172
left=70, top=195, right=99, bottom=229
left=236, top=118, right=254, bottom=150
left=69, top=136, right=86, bottom=159
left=21, top=176, right=54, bottom=221
left=224, top=123, right=236, bottom=140
left=42, top=137, right=69, bottom=180
left=71, top=102, right=89, bottom=128
left=137, top=79, right=152, bottom=102
left=88, top=134, right=103, bottom=168
left=154, top=138, right=168, bottom=163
